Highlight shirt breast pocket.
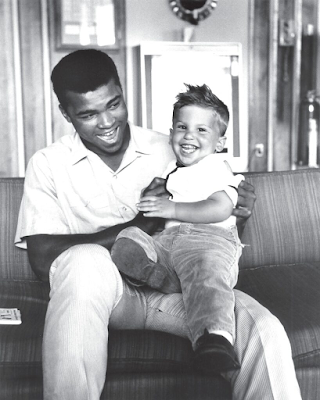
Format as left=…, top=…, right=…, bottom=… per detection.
left=86, top=193, right=112, bottom=212
left=69, top=192, right=111, bottom=214
left=68, top=193, right=112, bottom=232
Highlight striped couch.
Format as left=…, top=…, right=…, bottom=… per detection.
left=1, top=169, right=320, bottom=399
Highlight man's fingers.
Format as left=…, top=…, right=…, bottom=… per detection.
left=232, top=207, right=251, bottom=218
left=141, top=177, right=167, bottom=197
left=239, top=180, right=255, bottom=192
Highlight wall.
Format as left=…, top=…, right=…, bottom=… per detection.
left=125, top=0, right=250, bottom=171
left=3, top=0, right=316, bottom=176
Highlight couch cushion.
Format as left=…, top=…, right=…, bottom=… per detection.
left=0, top=281, right=195, bottom=374
left=236, top=261, right=320, bottom=368
left=0, top=281, right=49, bottom=364
left=2, top=260, right=320, bottom=374
left=240, top=169, right=320, bottom=269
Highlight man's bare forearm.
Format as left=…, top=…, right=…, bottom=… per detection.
left=26, top=213, right=161, bottom=282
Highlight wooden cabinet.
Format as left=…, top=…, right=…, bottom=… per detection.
left=249, top=0, right=319, bottom=171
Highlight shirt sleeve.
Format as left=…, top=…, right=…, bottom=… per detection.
left=207, top=159, right=244, bottom=206
left=15, top=152, right=71, bottom=248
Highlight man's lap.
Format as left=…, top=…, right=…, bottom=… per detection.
left=109, top=278, right=190, bottom=339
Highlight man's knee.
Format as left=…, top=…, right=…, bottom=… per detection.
left=51, top=244, right=122, bottom=301
left=234, top=289, right=287, bottom=344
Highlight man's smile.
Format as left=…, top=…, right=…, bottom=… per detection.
left=97, top=126, right=119, bottom=143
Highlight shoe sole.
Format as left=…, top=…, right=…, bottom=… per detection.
left=111, top=238, right=169, bottom=291
left=194, top=347, right=240, bottom=374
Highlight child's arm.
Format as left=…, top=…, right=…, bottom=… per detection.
left=137, top=190, right=234, bottom=224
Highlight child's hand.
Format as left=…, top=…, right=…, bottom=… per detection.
left=137, top=196, right=176, bottom=219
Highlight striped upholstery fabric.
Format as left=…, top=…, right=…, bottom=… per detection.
left=0, top=178, right=36, bottom=281
left=240, top=169, right=320, bottom=268
left=236, top=262, right=320, bottom=368
left=1, top=171, right=320, bottom=400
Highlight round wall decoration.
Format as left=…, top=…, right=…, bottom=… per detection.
left=169, top=0, right=218, bottom=25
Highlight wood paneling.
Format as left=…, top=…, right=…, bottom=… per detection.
left=248, top=0, right=270, bottom=171
left=273, top=0, right=296, bottom=171
left=0, top=0, right=126, bottom=177
left=0, top=0, right=19, bottom=176
left=249, top=0, right=318, bottom=171
left=19, top=0, right=46, bottom=164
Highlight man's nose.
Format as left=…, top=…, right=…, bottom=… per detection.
left=97, top=111, right=114, bottom=128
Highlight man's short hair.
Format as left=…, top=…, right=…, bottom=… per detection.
left=51, top=49, right=121, bottom=108
left=172, top=84, right=229, bottom=136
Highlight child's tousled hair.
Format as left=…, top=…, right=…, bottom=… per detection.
left=51, top=49, right=121, bottom=109
left=172, top=84, right=229, bottom=136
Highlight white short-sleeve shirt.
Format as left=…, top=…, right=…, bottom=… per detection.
left=15, top=124, right=174, bottom=248
left=163, top=154, right=244, bottom=229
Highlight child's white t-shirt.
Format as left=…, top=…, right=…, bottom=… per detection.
left=163, top=154, right=244, bottom=229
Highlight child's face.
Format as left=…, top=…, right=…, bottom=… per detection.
left=170, top=105, right=226, bottom=167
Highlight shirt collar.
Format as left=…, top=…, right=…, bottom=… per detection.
left=70, top=132, right=90, bottom=165
left=126, top=123, right=153, bottom=155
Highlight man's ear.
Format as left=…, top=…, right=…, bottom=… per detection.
left=215, top=136, right=227, bottom=153
left=59, top=105, right=71, bottom=123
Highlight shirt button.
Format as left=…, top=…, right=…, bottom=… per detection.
left=122, top=207, right=127, bottom=211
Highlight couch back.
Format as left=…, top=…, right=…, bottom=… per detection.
left=240, top=169, right=320, bottom=269
left=0, top=178, right=36, bottom=280
left=1, top=169, right=320, bottom=280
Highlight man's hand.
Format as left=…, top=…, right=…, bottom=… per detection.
left=141, top=177, right=170, bottom=198
left=137, top=196, right=175, bottom=219
left=233, top=180, right=256, bottom=237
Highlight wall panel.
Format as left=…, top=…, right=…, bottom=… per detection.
left=19, top=0, right=47, bottom=164
left=0, top=0, right=19, bottom=176
left=0, top=0, right=126, bottom=177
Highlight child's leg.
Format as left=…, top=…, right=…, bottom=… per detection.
left=111, top=226, right=181, bottom=293
left=172, top=224, right=241, bottom=372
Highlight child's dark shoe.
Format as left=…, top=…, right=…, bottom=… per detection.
left=194, top=332, right=240, bottom=374
left=111, top=238, right=172, bottom=292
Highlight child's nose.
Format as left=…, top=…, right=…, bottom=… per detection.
left=183, top=130, right=194, bottom=139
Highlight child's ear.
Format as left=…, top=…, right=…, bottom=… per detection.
left=169, top=128, right=173, bottom=144
left=215, top=136, right=227, bottom=153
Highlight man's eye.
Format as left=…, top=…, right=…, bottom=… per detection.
left=109, top=101, right=120, bottom=110
left=81, top=114, right=95, bottom=120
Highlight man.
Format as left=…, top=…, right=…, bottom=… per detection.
left=15, top=49, right=301, bottom=400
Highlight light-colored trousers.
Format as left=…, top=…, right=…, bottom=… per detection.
left=44, top=244, right=302, bottom=400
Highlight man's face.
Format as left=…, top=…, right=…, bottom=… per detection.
left=60, top=80, right=129, bottom=158
left=170, top=105, right=226, bottom=167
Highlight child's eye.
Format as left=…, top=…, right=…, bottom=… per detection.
left=177, top=124, right=186, bottom=129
